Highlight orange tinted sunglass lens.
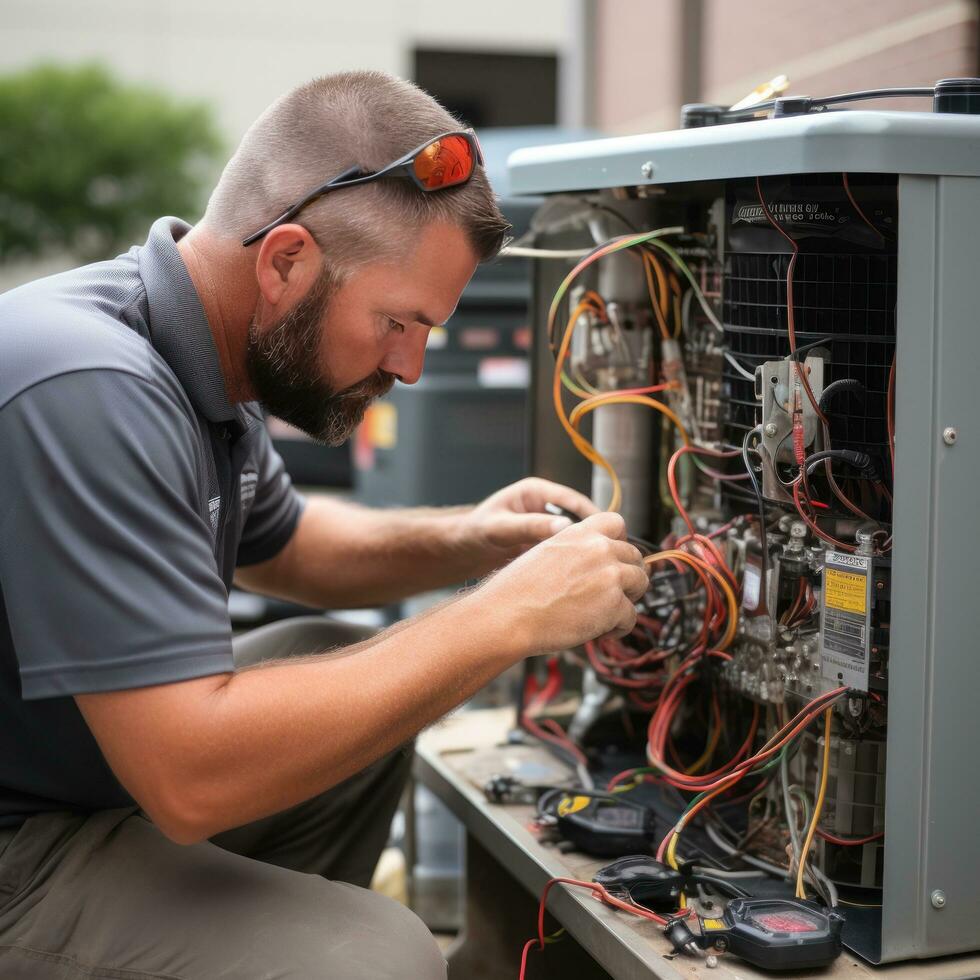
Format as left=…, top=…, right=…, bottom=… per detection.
left=413, top=135, right=474, bottom=190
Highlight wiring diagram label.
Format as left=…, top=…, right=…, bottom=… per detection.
left=820, top=552, right=872, bottom=691
left=824, top=568, right=866, bottom=614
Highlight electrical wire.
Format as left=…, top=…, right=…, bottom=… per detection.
left=724, top=350, right=756, bottom=381
left=546, top=227, right=683, bottom=348
left=754, top=177, right=881, bottom=532
left=655, top=690, right=847, bottom=868
left=796, top=707, right=833, bottom=899
left=816, top=828, right=884, bottom=847
left=500, top=245, right=595, bottom=259
left=645, top=238, right=724, bottom=334
left=517, top=876, right=689, bottom=979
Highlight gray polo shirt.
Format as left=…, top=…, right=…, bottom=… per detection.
left=0, top=217, right=304, bottom=826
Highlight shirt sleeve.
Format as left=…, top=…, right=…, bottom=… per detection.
left=0, top=369, right=235, bottom=700
left=235, top=424, right=305, bottom=567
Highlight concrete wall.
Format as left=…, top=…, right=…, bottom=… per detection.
left=593, top=0, right=979, bottom=134
left=2, top=0, right=578, bottom=145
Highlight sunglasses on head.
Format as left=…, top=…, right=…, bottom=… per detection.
left=241, top=129, right=483, bottom=247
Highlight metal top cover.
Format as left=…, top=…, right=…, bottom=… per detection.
left=506, top=110, right=980, bottom=196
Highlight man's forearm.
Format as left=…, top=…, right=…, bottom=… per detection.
left=93, top=591, right=522, bottom=844
left=236, top=495, right=481, bottom=608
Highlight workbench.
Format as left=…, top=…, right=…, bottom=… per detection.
left=415, top=707, right=980, bottom=980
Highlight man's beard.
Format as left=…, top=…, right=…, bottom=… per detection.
left=245, top=275, right=395, bottom=445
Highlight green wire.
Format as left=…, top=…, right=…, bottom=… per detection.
left=548, top=227, right=683, bottom=337
left=645, top=238, right=724, bottom=334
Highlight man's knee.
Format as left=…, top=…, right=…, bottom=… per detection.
left=276, top=881, right=446, bottom=980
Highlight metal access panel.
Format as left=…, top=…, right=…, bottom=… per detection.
left=509, top=110, right=980, bottom=964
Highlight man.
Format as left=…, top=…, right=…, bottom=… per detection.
left=0, top=71, right=647, bottom=978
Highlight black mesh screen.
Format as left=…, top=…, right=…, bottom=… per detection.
left=720, top=174, right=898, bottom=506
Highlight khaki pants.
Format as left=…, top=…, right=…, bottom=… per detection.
left=0, top=617, right=445, bottom=980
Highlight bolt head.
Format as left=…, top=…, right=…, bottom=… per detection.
left=764, top=422, right=778, bottom=437
left=640, top=160, right=654, bottom=179
left=943, top=427, right=957, bottom=446
left=931, top=889, right=947, bottom=909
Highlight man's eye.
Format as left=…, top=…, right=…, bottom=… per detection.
left=387, top=317, right=405, bottom=335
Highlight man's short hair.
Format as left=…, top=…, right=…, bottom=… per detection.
left=202, top=71, right=509, bottom=276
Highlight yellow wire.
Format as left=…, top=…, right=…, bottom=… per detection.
left=665, top=833, right=687, bottom=908
left=796, top=707, right=833, bottom=899
left=560, top=370, right=594, bottom=399
left=571, top=364, right=599, bottom=396
left=568, top=392, right=688, bottom=441
left=685, top=697, right=722, bottom=775
left=642, top=252, right=671, bottom=339
left=567, top=393, right=688, bottom=515
left=552, top=300, right=623, bottom=510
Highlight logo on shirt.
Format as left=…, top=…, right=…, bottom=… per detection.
left=208, top=495, right=221, bottom=533
left=240, top=471, right=258, bottom=507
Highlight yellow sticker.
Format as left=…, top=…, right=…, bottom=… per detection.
left=364, top=402, right=397, bottom=449
left=702, top=918, right=727, bottom=930
left=557, top=795, right=591, bottom=817
left=824, top=568, right=866, bottom=614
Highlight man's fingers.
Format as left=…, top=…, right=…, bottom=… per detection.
left=580, top=511, right=628, bottom=541
left=520, top=478, right=598, bottom=519
left=487, top=512, right=569, bottom=549
left=611, top=540, right=644, bottom=567
left=622, top=563, right=651, bottom=603
left=605, top=597, right=639, bottom=640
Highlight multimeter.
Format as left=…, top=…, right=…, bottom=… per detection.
left=697, top=898, right=845, bottom=971
left=545, top=791, right=659, bottom=857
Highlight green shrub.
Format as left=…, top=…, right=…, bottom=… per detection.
left=0, top=63, right=223, bottom=262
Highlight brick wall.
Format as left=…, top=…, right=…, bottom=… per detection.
left=593, top=0, right=978, bottom=134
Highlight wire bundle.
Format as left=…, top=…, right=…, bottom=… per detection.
left=521, top=656, right=587, bottom=769
left=652, top=691, right=846, bottom=886
left=547, top=228, right=718, bottom=513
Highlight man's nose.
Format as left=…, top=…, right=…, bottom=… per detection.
left=380, top=327, right=429, bottom=385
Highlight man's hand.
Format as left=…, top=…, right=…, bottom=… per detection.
left=455, top=477, right=599, bottom=577
left=464, top=511, right=648, bottom=656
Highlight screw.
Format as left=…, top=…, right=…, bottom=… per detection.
left=931, top=889, right=947, bottom=909
left=942, top=427, right=957, bottom=446
left=764, top=422, right=778, bottom=437
left=640, top=160, right=654, bottom=179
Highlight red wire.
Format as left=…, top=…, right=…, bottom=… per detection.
left=667, top=444, right=744, bottom=537
left=816, top=828, right=884, bottom=847
left=756, top=176, right=878, bottom=527
left=792, top=481, right=857, bottom=552
left=517, top=876, right=689, bottom=979
left=521, top=658, right=588, bottom=766
left=649, top=686, right=845, bottom=793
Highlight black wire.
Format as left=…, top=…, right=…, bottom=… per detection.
left=722, top=86, right=934, bottom=119
left=803, top=449, right=874, bottom=480
left=589, top=203, right=640, bottom=234
left=628, top=533, right=659, bottom=554
left=818, top=378, right=865, bottom=415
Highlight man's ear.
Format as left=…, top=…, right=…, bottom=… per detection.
left=254, top=223, right=322, bottom=308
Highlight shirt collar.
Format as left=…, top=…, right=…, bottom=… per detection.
left=138, top=216, right=237, bottom=423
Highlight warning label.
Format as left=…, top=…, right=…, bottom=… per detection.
left=820, top=552, right=872, bottom=691
left=824, top=568, right=867, bottom=614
